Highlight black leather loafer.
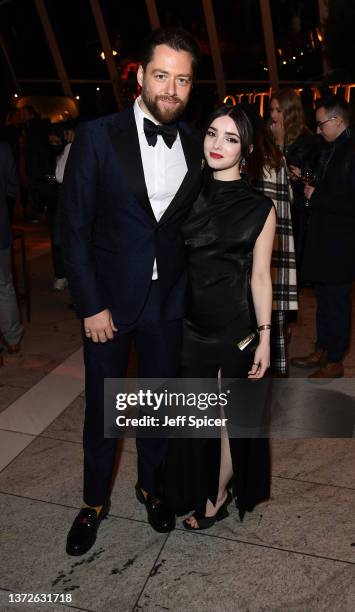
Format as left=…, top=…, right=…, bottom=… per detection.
left=135, top=485, right=175, bottom=533
left=66, top=500, right=110, bottom=556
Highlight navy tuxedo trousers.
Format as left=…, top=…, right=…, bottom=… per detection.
left=83, top=281, right=182, bottom=505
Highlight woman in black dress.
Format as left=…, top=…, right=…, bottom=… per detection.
left=164, top=105, right=276, bottom=529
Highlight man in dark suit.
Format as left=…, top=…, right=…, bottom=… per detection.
left=0, top=141, right=23, bottom=367
left=61, top=27, right=202, bottom=556
left=292, top=96, right=355, bottom=378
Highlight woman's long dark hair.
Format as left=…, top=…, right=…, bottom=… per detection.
left=245, top=110, right=283, bottom=183
left=206, top=105, right=282, bottom=183
left=206, top=105, right=254, bottom=162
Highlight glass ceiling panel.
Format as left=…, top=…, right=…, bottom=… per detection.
left=0, top=0, right=57, bottom=78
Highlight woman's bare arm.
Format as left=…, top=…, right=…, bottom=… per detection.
left=249, top=207, right=276, bottom=378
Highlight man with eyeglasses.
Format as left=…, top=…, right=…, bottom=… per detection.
left=292, top=95, right=355, bottom=378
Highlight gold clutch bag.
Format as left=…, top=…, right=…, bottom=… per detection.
left=237, top=331, right=257, bottom=351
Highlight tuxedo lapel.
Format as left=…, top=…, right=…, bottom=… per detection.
left=109, top=109, right=202, bottom=225
left=159, top=124, right=203, bottom=224
left=108, top=110, right=156, bottom=222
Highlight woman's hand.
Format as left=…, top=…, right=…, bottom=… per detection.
left=248, top=341, right=270, bottom=379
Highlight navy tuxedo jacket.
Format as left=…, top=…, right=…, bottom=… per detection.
left=60, top=107, right=202, bottom=324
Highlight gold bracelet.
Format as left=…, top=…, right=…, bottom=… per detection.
left=257, top=324, right=271, bottom=332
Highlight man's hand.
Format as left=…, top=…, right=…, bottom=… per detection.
left=83, top=309, right=118, bottom=343
left=304, top=184, right=315, bottom=200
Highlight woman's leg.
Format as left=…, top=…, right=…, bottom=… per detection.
left=204, top=430, right=233, bottom=515
left=184, top=349, right=251, bottom=526
left=205, top=351, right=253, bottom=516
left=192, top=346, right=260, bottom=526
left=223, top=349, right=271, bottom=519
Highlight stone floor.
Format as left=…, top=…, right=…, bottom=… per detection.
left=0, top=220, right=354, bottom=612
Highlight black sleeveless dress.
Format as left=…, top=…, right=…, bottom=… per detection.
left=164, top=177, right=274, bottom=518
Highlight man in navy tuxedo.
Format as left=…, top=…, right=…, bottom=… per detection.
left=61, top=27, right=202, bottom=555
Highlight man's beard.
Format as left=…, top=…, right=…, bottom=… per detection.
left=141, top=88, right=187, bottom=124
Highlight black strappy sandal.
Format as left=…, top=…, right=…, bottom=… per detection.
left=183, top=490, right=233, bottom=531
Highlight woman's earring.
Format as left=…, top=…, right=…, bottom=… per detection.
left=240, top=157, right=246, bottom=172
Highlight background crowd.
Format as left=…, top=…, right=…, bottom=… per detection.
left=0, top=86, right=354, bottom=377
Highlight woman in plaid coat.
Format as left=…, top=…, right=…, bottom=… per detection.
left=247, top=115, right=298, bottom=375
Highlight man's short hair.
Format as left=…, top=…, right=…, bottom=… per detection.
left=316, top=94, right=350, bottom=125
left=141, top=27, right=200, bottom=75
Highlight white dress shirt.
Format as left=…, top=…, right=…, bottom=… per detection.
left=133, top=97, right=187, bottom=279
left=55, top=142, right=72, bottom=184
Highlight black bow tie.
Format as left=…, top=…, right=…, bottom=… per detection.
left=143, top=117, right=178, bottom=149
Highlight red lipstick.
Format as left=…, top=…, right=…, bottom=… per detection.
left=210, top=152, right=224, bottom=159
